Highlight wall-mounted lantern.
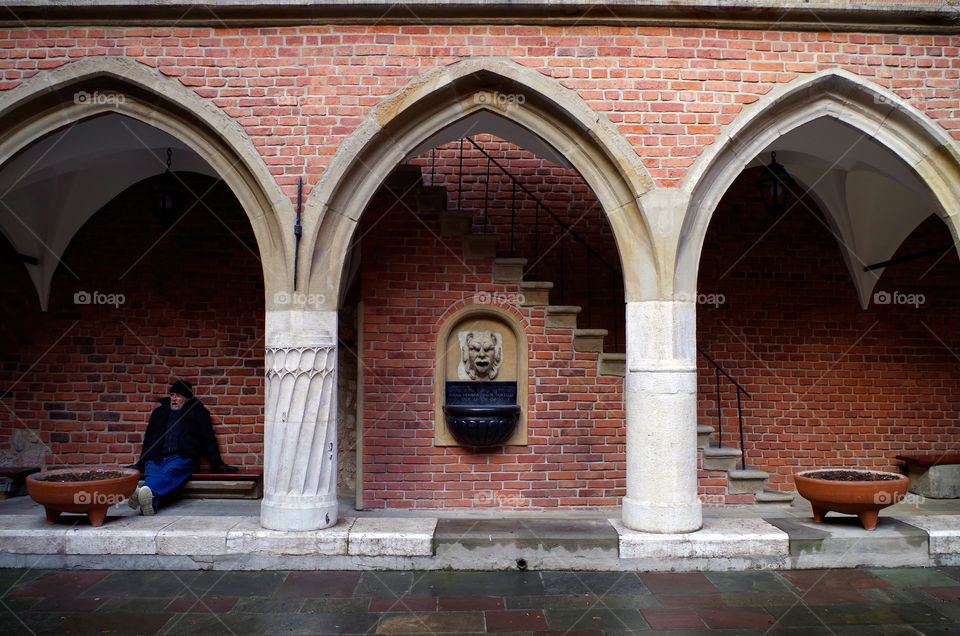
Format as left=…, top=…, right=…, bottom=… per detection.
left=755, top=151, right=797, bottom=215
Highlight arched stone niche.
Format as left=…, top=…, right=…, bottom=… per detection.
left=434, top=305, right=528, bottom=446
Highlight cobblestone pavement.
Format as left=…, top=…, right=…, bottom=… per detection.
left=2, top=567, right=959, bottom=635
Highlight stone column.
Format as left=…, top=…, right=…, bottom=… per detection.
left=621, top=300, right=702, bottom=533
left=260, top=309, right=339, bottom=531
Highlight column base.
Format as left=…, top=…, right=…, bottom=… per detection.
left=260, top=496, right=339, bottom=531
left=622, top=496, right=702, bottom=533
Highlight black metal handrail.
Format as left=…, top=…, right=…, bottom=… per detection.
left=457, top=136, right=624, bottom=350
left=697, top=346, right=751, bottom=469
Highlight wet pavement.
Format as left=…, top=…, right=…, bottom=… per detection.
left=2, top=566, right=960, bottom=635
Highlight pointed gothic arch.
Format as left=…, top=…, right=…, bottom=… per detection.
left=302, top=58, right=660, bottom=307
left=0, top=56, right=293, bottom=299
left=676, top=68, right=960, bottom=297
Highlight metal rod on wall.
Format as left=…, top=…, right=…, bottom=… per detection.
left=293, top=177, right=303, bottom=291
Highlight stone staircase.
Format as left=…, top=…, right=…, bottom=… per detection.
left=389, top=164, right=792, bottom=504
left=697, top=423, right=795, bottom=506
left=390, top=164, right=626, bottom=376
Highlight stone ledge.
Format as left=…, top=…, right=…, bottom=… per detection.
left=348, top=517, right=437, bottom=556
left=226, top=516, right=353, bottom=556
left=4, top=1, right=957, bottom=34
left=613, top=517, right=789, bottom=560
left=766, top=515, right=929, bottom=569
left=0, top=513, right=436, bottom=558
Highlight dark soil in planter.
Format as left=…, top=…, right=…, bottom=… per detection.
left=804, top=470, right=901, bottom=482
left=34, top=470, right=127, bottom=482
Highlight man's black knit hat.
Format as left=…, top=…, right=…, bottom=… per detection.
left=169, top=380, right=193, bottom=399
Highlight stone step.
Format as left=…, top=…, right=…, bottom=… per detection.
left=545, top=305, right=581, bottom=329
left=440, top=211, right=474, bottom=236
left=433, top=518, right=620, bottom=569
left=702, top=445, right=742, bottom=472
left=417, top=186, right=448, bottom=212
left=727, top=469, right=770, bottom=495
left=597, top=352, right=625, bottom=377
left=463, top=234, right=500, bottom=259
left=493, top=258, right=528, bottom=282
left=697, top=424, right=715, bottom=449
left=519, top=281, right=552, bottom=306
left=573, top=329, right=608, bottom=353
left=755, top=489, right=796, bottom=505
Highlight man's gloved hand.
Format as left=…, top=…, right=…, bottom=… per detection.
left=215, top=464, right=240, bottom=473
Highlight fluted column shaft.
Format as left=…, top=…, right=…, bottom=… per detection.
left=260, top=310, right=339, bottom=531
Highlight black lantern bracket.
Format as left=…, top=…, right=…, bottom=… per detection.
left=755, top=151, right=797, bottom=215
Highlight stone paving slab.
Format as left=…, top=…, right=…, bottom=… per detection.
left=435, top=518, right=619, bottom=550
left=2, top=566, right=960, bottom=635
left=65, top=515, right=177, bottom=555
left=0, top=513, right=70, bottom=554
left=156, top=516, right=248, bottom=556
left=225, top=516, right=353, bottom=556
left=348, top=517, right=437, bottom=556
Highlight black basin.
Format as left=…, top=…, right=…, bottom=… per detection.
left=443, top=404, right=521, bottom=447
left=444, top=381, right=520, bottom=447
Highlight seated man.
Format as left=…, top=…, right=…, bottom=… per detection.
left=130, top=380, right=237, bottom=515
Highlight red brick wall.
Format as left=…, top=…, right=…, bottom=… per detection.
left=0, top=174, right=265, bottom=469
left=1, top=27, right=958, bottom=194
left=358, top=179, right=625, bottom=510
left=698, top=168, right=960, bottom=491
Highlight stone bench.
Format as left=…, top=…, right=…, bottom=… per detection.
left=895, top=453, right=960, bottom=499
left=0, top=466, right=40, bottom=499
left=180, top=468, right=263, bottom=500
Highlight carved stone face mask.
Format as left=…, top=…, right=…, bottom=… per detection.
left=463, top=330, right=501, bottom=380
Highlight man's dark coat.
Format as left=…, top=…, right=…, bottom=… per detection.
left=133, top=397, right=226, bottom=471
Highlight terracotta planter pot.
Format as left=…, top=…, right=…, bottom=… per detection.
left=26, top=467, right=140, bottom=527
left=793, top=469, right=909, bottom=530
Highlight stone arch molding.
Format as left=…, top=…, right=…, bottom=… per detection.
left=676, top=68, right=960, bottom=298
left=0, top=56, right=293, bottom=303
left=304, top=57, right=661, bottom=308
